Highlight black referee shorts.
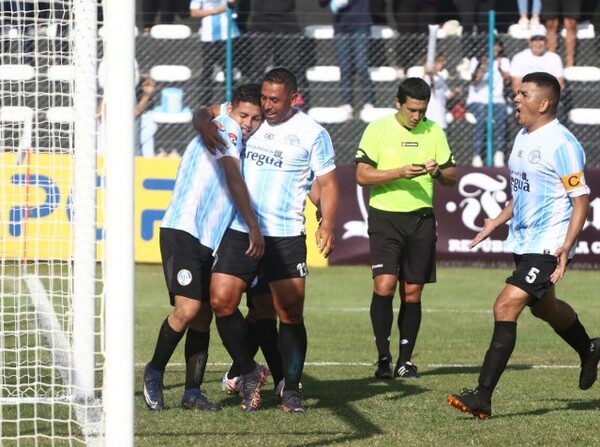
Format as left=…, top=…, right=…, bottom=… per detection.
left=367, top=206, right=437, bottom=284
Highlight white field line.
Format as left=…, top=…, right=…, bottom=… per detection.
left=134, top=361, right=579, bottom=369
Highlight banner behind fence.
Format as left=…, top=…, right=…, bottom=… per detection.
left=330, top=165, right=600, bottom=268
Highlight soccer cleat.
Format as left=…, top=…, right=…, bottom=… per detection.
left=143, top=364, right=164, bottom=411
left=394, top=361, right=420, bottom=379
left=281, top=390, right=305, bottom=414
left=374, top=357, right=393, bottom=379
left=579, top=337, right=600, bottom=390
left=240, top=364, right=269, bottom=412
left=447, top=389, right=492, bottom=420
left=275, top=379, right=303, bottom=399
left=181, top=389, right=222, bottom=411
left=221, top=372, right=242, bottom=395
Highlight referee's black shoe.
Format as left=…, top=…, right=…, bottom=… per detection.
left=579, top=337, right=600, bottom=390
left=374, top=357, right=393, bottom=379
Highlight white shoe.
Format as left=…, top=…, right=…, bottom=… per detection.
left=472, top=155, right=483, bottom=167
left=518, top=17, right=529, bottom=29
left=221, top=372, right=242, bottom=395
left=493, top=151, right=505, bottom=167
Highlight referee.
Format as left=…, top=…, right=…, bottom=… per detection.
left=355, top=77, right=457, bottom=380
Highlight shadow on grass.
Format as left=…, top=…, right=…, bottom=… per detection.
left=425, top=363, right=532, bottom=376
left=282, top=372, right=429, bottom=447
left=135, top=372, right=431, bottom=446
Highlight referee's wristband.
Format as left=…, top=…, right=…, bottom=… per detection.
left=431, top=169, right=441, bottom=179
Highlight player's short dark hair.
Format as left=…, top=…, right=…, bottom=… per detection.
left=231, top=83, right=261, bottom=108
left=522, top=71, right=561, bottom=113
left=263, top=67, right=298, bottom=94
left=396, top=77, right=431, bottom=104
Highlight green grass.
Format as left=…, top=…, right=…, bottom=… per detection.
left=135, top=264, right=600, bottom=447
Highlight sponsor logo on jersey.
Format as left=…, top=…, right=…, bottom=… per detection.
left=264, top=133, right=274, bottom=140
left=510, top=172, right=530, bottom=192
left=285, top=134, right=300, bottom=146
left=561, top=172, right=585, bottom=191
left=228, top=132, right=238, bottom=146
left=244, top=148, right=283, bottom=167
left=528, top=149, right=541, bottom=164
left=401, top=142, right=418, bottom=147
left=177, top=269, right=193, bottom=286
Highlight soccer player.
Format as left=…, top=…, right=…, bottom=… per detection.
left=355, top=77, right=457, bottom=380
left=448, top=72, right=600, bottom=419
left=142, top=84, right=264, bottom=412
left=195, top=67, right=339, bottom=413
left=221, top=183, right=322, bottom=398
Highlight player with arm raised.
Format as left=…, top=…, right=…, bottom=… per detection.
left=195, top=67, right=339, bottom=414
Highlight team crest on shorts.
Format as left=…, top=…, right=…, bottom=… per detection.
left=177, top=269, right=192, bottom=286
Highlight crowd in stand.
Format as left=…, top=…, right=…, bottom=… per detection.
left=132, top=0, right=600, bottom=163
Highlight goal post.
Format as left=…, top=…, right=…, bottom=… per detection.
left=0, top=0, right=135, bottom=445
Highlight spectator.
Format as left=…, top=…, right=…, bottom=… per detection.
left=467, top=40, right=510, bottom=167
left=544, top=0, right=580, bottom=67
left=510, top=26, right=565, bottom=95
left=134, top=77, right=158, bottom=157
left=516, top=0, right=541, bottom=29
left=393, top=0, right=439, bottom=33
left=97, top=61, right=159, bottom=157
left=190, top=0, right=240, bottom=104
left=141, top=0, right=189, bottom=33
left=453, top=0, right=495, bottom=34
left=422, top=52, right=462, bottom=133
left=318, top=0, right=376, bottom=115
left=242, top=0, right=312, bottom=105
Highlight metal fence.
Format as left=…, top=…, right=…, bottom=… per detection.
left=136, top=26, right=600, bottom=166
left=1, top=17, right=598, bottom=166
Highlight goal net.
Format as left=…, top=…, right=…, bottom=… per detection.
left=0, top=1, right=121, bottom=445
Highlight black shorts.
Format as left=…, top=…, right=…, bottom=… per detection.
left=543, top=0, right=581, bottom=20
left=368, top=207, right=437, bottom=284
left=159, top=228, right=213, bottom=305
left=213, top=229, right=308, bottom=285
left=506, top=254, right=562, bottom=303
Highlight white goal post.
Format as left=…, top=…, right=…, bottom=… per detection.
left=0, top=0, right=134, bottom=446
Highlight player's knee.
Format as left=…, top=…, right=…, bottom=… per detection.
left=171, top=302, right=201, bottom=327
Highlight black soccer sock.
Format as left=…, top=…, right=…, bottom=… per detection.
left=256, top=319, right=284, bottom=385
left=397, top=301, right=422, bottom=364
left=279, top=321, right=307, bottom=392
left=555, top=315, right=591, bottom=363
left=476, top=321, right=517, bottom=399
left=370, top=292, right=393, bottom=361
left=148, top=318, right=185, bottom=372
left=216, top=309, right=256, bottom=375
left=183, top=328, right=210, bottom=390
left=247, top=318, right=260, bottom=358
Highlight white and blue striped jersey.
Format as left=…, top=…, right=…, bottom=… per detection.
left=190, top=0, right=240, bottom=42
left=230, top=109, right=336, bottom=237
left=161, top=114, right=243, bottom=251
left=506, top=119, right=589, bottom=258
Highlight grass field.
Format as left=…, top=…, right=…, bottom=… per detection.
left=134, top=264, right=600, bottom=447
